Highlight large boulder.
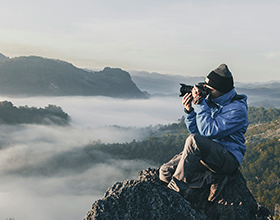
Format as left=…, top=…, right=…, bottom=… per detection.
left=84, top=168, right=272, bottom=220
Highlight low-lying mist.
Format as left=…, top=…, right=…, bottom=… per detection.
left=0, top=95, right=182, bottom=220
left=1, top=91, right=279, bottom=219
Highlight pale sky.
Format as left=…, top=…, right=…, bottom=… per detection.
left=0, top=0, right=279, bottom=82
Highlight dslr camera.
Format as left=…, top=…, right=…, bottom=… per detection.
left=179, top=82, right=210, bottom=97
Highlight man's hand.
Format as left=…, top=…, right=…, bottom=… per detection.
left=192, top=85, right=203, bottom=104
left=182, top=92, right=193, bottom=112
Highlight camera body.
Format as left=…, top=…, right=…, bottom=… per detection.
left=179, top=82, right=210, bottom=97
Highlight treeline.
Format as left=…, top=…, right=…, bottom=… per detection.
left=241, top=138, right=280, bottom=213
left=86, top=107, right=280, bottom=165
left=86, top=106, right=280, bottom=214
left=89, top=133, right=187, bottom=165
left=153, top=106, right=280, bottom=136
left=248, top=106, right=280, bottom=124
left=0, top=101, right=70, bottom=125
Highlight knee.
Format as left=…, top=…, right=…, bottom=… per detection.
left=185, top=134, right=210, bottom=157
left=186, top=133, right=203, bottom=143
left=184, top=134, right=202, bottom=151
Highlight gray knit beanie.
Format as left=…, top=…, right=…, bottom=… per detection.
left=205, top=64, right=234, bottom=93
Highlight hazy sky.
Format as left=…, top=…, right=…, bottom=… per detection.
left=0, top=0, right=279, bottom=82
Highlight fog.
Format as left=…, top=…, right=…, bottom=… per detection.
left=1, top=92, right=279, bottom=219
left=0, top=95, right=183, bottom=220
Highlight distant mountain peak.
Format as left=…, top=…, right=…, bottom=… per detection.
left=103, top=67, right=122, bottom=71
left=0, top=53, right=9, bottom=61
left=0, top=55, right=147, bottom=99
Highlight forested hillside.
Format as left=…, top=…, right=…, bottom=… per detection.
left=86, top=106, right=280, bottom=216
left=0, top=101, right=70, bottom=125
left=242, top=138, right=280, bottom=214
left=0, top=55, right=147, bottom=98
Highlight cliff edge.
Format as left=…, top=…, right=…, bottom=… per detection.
left=84, top=168, right=272, bottom=220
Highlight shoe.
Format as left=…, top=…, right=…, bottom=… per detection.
left=167, top=179, right=180, bottom=192
left=167, top=177, right=188, bottom=193
left=208, top=174, right=228, bottom=202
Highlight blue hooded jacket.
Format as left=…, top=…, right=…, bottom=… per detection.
left=184, top=88, right=249, bottom=165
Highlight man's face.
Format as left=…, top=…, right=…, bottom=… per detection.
left=205, top=84, right=224, bottom=99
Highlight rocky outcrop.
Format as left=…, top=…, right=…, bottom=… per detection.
left=84, top=168, right=272, bottom=220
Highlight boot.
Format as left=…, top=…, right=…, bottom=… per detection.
left=167, top=177, right=188, bottom=193
left=208, top=174, right=228, bottom=202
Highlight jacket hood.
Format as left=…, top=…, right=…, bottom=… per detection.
left=209, top=88, right=247, bottom=108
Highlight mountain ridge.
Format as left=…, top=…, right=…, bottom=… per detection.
left=130, top=70, right=280, bottom=108
left=0, top=55, right=147, bottom=99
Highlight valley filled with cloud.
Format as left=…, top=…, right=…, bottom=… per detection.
left=0, top=95, right=182, bottom=220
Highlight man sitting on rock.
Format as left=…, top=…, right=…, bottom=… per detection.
left=159, top=64, right=249, bottom=202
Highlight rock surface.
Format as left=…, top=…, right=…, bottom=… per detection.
left=84, top=168, right=272, bottom=220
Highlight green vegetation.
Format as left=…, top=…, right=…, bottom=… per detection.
left=86, top=106, right=280, bottom=215
left=0, top=101, right=70, bottom=125
left=241, top=138, right=280, bottom=213
left=248, top=106, right=280, bottom=124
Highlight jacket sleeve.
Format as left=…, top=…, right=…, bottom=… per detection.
left=184, top=109, right=199, bottom=134
left=194, top=100, right=246, bottom=139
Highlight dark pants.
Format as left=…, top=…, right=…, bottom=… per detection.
left=159, top=134, right=239, bottom=191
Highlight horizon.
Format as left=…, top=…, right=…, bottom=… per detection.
left=0, top=1, right=279, bottom=83
left=1, top=52, right=280, bottom=85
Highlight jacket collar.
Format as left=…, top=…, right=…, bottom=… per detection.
left=209, top=88, right=237, bottom=107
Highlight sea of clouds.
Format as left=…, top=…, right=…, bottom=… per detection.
left=0, top=95, right=183, bottom=220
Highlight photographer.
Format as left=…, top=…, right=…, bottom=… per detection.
left=159, top=64, right=249, bottom=202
